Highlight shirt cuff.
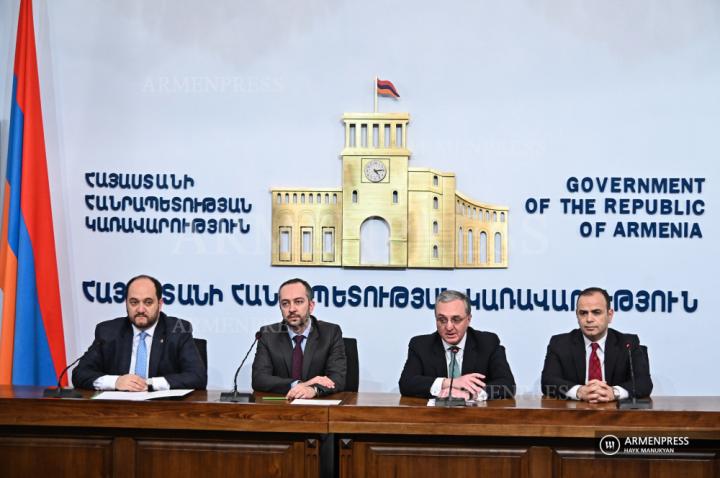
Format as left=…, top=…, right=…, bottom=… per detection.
left=565, top=385, right=581, bottom=400
left=290, top=380, right=301, bottom=388
left=429, top=377, right=444, bottom=397
left=93, top=375, right=120, bottom=391
left=475, top=389, right=488, bottom=402
left=149, top=377, right=170, bottom=391
left=613, top=386, right=629, bottom=400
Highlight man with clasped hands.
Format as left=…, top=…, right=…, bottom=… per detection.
left=252, top=278, right=346, bottom=400
left=541, top=287, right=652, bottom=402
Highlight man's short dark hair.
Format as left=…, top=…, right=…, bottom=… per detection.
left=435, top=289, right=471, bottom=316
left=126, top=274, right=163, bottom=300
left=278, top=278, right=313, bottom=301
left=577, top=287, right=611, bottom=310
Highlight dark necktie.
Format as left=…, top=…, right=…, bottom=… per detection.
left=291, top=335, right=305, bottom=381
left=588, top=342, right=602, bottom=381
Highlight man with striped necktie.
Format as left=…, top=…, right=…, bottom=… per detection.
left=399, top=290, right=516, bottom=401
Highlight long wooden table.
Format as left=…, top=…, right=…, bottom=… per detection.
left=331, top=394, right=720, bottom=478
left=0, top=386, right=329, bottom=478
left=0, top=387, right=718, bottom=478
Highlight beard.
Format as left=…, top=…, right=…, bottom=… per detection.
left=130, top=311, right=160, bottom=329
left=283, top=312, right=310, bottom=330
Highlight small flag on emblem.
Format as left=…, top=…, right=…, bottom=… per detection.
left=376, top=78, right=400, bottom=98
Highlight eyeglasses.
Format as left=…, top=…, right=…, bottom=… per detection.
left=435, top=316, right=468, bottom=326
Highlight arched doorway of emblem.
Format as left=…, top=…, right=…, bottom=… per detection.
left=360, top=216, right=390, bottom=265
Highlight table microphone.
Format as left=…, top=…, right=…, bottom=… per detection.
left=220, top=331, right=262, bottom=403
left=434, top=346, right=466, bottom=407
left=43, top=338, right=104, bottom=398
left=617, top=342, right=652, bottom=410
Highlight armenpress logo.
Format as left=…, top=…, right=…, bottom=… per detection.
left=599, top=435, right=621, bottom=456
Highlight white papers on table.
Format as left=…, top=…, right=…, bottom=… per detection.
left=92, top=389, right=193, bottom=401
left=291, top=399, right=342, bottom=405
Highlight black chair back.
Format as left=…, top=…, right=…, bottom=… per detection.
left=343, top=337, right=359, bottom=392
left=640, top=344, right=649, bottom=371
left=194, top=338, right=208, bottom=370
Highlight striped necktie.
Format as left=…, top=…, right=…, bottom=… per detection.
left=448, top=346, right=461, bottom=378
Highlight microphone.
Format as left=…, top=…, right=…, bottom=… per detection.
left=220, top=331, right=262, bottom=403
left=434, top=346, right=466, bottom=407
left=43, top=338, right=104, bottom=398
left=617, top=343, right=652, bottom=409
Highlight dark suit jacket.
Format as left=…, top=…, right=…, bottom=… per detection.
left=72, top=313, right=207, bottom=390
left=398, top=328, right=516, bottom=399
left=541, top=328, right=652, bottom=399
left=251, top=316, right=346, bottom=395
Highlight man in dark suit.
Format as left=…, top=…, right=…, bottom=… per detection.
left=399, top=290, right=515, bottom=400
left=252, top=278, right=346, bottom=399
left=72, top=275, right=207, bottom=391
left=541, top=287, right=652, bottom=402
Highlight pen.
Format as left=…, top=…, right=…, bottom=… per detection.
left=262, top=396, right=288, bottom=401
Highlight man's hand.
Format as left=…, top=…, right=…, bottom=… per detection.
left=438, top=387, right=471, bottom=400
left=303, top=375, right=335, bottom=389
left=286, top=384, right=317, bottom=400
left=442, top=373, right=486, bottom=399
left=578, top=380, right=615, bottom=403
left=115, top=374, right=148, bottom=392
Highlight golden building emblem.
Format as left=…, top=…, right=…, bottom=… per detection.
left=270, top=105, right=508, bottom=269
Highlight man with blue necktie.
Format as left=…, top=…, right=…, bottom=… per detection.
left=72, top=275, right=206, bottom=391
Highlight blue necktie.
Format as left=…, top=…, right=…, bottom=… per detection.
left=135, top=331, right=148, bottom=378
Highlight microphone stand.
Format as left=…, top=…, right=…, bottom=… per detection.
left=434, top=347, right=466, bottom=407
left=617, top=343, right=652, bottom=410
left=220, top=332, right=261, bottom=403
left=43, top=339, right=104, bottom=398
left=43, top=362, right=82, bottom=398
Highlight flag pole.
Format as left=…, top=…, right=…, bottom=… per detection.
left=374, top=75, right=378, bottom=113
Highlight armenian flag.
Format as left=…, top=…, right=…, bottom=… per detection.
left=376, top=78, right=400, bottom=98
left=0, top=0, right=67, bottom=386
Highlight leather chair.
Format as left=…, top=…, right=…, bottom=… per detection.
left=343, top=337, right=359, bottom=392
